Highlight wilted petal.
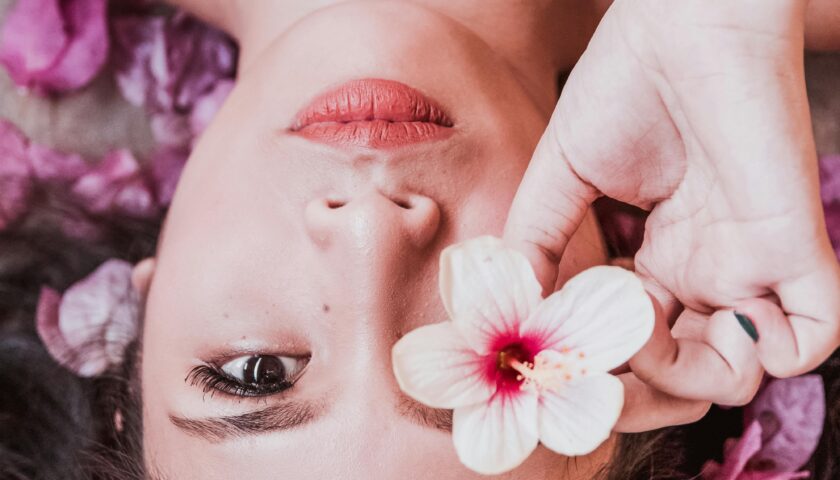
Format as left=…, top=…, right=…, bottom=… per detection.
left=537, top=373, right=623, bottom=457
left=521, top=266, right=653, bottom=372
left=392, top=322, right=494, bottom=409
left=745, top=375, right=824, bottom=472
left=0, top=119, right=32, bottom=230
left=440, top=236, right=543, bottom=354
left=452, top=392, right=539, bottom=475
left=58, top=259, right=140, bottom=377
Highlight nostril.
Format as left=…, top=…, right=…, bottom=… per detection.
left=393, top=198, right=412, bottom=210
left=327, top=199, right=346, bottom=209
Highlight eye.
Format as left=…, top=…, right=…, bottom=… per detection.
left=188, top=354, right=309, bottom=398
left=221, top=355, right=306, bottom=387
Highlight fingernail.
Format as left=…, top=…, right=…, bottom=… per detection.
left=734, top=311, right=759, bottom=342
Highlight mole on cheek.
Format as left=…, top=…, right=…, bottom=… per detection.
left=322, top=304, right=330, bottom=313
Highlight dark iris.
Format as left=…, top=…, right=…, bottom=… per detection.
left=242, top=355, right=286, bottom=386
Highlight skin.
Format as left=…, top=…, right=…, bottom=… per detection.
left=136, top=2, right=612, bottom=479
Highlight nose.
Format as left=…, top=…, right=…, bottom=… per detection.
left=304, top=190, right=441, bottom=251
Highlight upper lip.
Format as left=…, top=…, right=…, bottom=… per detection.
left=290, top=79, right=454, bottom=148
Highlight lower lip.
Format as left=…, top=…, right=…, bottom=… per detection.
left=290, top=79, right=453, bottom=148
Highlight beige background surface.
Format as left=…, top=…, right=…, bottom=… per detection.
left=0, top=0, right=837, bottom=161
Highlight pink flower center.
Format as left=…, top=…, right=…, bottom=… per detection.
left=485, top=334, right=541, bottom=392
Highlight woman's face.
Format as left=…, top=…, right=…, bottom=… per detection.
left=140, top=2, right=608, bottom=478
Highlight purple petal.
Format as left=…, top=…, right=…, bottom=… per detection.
left=0, top=119, right=33, bottom=230
left=111, top=15, right=166, bottom=107
left=825, top=202, right=840, bottom=260
left=28, top=142, right=88, bottom=183
left=57, top=259, right=140, bottom=376
left=150, top=112, right=192, bottom=148
left=744, top=375, right=825, bottom=472
left=165, top=12, right=236, bottom=112
left=739, top=471, right=810, bottom=480
left=35, top=286, right=74, bottom=368
left=0, top=0, right=109, bottom=94
left=71, top=149, right=158, bottom=218
left=112, top=12, right=236, bottom=114
left=819, top=155, right=840, bottom=205
left=189, top=78, right=233, bottom=140
left=149, top=145, right=188, bottom=206
left=706, top=421, right=764, bottom=480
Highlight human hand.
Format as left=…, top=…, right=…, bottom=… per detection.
left=504, top=0, right=840, bottom=432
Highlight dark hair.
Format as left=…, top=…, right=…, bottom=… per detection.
left=1, top=187, right=838, bottom=479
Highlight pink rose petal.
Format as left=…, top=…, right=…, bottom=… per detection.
left=71, top=149, right=158, bottom=219
left=56, top=259, right=140, bottom=377
left=819, top=155, right=840, bottom=206
left=745, top=375, right=824, bottom=473
left=0, top=0, right=109, bottom=94
left=112, top=12, right=236, bottom=113
left=149, top=145, right=188, bottom=206
left=28, top=142, right=88, bottom=183
left=704, top=421, right=764, bottom=480
left=189, top=78, right=233, bottom=140
left=0, top=119, right=33, bottom=230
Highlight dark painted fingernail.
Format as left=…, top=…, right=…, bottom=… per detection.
left=734, top=312, right=759, bottom=342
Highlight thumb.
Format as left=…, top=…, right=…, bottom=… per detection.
left=503, top=123, right=598, bottom=293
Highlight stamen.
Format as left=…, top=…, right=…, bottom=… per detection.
left=509, top=350, right=587, bottom=393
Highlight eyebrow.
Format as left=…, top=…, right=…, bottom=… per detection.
left=170, top=395, right=451, bottom=442
left=169, top=400, right=323, bottom=442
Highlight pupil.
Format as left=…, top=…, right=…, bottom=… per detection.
left=243, top=356, right=285, bottom=385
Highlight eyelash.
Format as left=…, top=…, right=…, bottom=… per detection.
left=186, top=364, right=295, bottom=398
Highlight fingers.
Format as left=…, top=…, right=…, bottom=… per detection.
left=736, top=267, right=840, bottom=377
left=503, top=124, right=598, bottom=292
left=614, top=373, right=711, bottom=433
left=629, top=296, right=765, bottom=407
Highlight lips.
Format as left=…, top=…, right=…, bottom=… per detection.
left=291, top=79, right=453, bottom=148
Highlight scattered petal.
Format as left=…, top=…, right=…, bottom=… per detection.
left=453, top=392, right=539, bottom=475
left=704, top=421, right=764, bottom=480
left=71, top=149, right=158, bottom=218
left=189, top=78, right=234, bottom=140
left=28, top=143, right=88, bottom=184
left=537, top=373, right=623, bottom=457
left=0, top=0, right=108, bottom=94
left=439, top=236, right=543, bottom=354
left=149, top=145, right=188, bottom=206
left=150, top=112, right=192, bottom=148
left=818, top=154, right=840, bottom=206
left=36, top=261, right=139, bottom=376
left=745, top=375, right=824, bottom=472
left=521, top=266, right=654, bottom=372
left=0, top=119, right=32, bottom=230
left=392, top=322, right=494, bottom=409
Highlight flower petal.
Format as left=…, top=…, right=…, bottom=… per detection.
left=521, top=266, right=653, bottom=372
left=392, top=322, right=494, bottom=409
left=58, top=259, right=140, bottom=377
left=440, top=236, right=543, bottom=354
left=745, top=375, right=824, bottom=472
left=537, top=374, right=623, bottom=457
left=452, top=391, right=539, bottom=475
left=703, top=421, right=764, bottom=480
